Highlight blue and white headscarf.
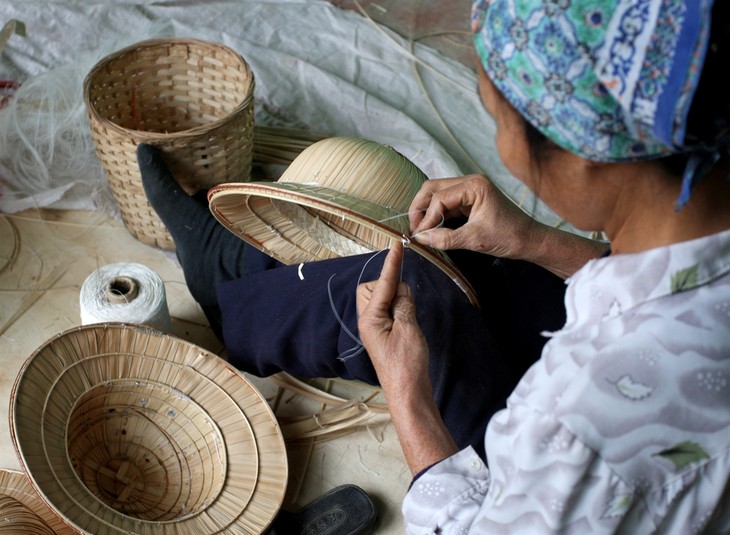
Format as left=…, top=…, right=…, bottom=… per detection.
left=472, top=0, right=725, bottom=208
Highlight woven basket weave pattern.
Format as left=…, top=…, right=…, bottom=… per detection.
left=84, top=38, right=255, bottom=250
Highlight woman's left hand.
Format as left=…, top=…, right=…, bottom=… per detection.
left=357, top=242, right=459, bottom=475
left=356, top=241, right=431, bottom=398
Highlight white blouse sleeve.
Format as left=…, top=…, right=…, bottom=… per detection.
left=402, top=403, right=648, bottom=534
left=402, top=446, right=490, bottom=534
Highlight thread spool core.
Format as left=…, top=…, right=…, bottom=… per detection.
left=105, top=277, right=139, bottom=304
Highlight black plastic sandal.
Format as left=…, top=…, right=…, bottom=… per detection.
left=270, top=484, right=378, bottom=535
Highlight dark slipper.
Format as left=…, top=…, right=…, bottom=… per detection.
left=271, top=484, right=378, bottom=535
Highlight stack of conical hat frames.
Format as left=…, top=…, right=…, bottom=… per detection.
left=10, top=324, right=288, bottom=534
left=208, top=136, right=479, bottom=307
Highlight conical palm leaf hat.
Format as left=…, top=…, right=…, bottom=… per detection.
left=208, top=137, right=478, bottom=306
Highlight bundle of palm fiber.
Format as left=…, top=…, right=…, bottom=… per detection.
left=252, top=125, right=329, bottom=166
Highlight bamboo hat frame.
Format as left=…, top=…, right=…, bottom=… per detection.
left=0, top=468, right=77, bottom=534
left=10, top=324, right=288, bottom=535
left=208, top=137, right=479, bottom=306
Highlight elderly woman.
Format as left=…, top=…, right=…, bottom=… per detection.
left=357, top=0, right=730, bottom=533
left=138, top=0, right=729, bottom=532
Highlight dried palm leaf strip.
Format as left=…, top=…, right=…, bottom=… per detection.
left=0, top=264, right=65, bottom=337
left=267, top=373, right=390, bottom=444
left=0, top=215, right=21, bottom=276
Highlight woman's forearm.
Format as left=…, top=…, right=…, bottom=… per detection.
left=386, top=388, right=459, bottom=477
left=357, top=243, right=460, bottom=476
left=517, top=222, right=609, bottom=279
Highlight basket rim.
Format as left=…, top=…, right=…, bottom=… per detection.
left=64, top=375, right=231, bottom=524
left=82, top=37, right=255, bottom=140
left=208, top=182, right=480, bottom=307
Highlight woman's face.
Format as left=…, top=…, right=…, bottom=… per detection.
left=476, top=63, right=612, bottom=232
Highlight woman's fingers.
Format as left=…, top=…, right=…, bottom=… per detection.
left=370, top=241, right=403, bottom=311
left=411, top=226, right=458, bottom=249
left=410, top=176, right=485, bottom=235
left=390, top=282, right=415, bottom=324
left=408, top=174, right=533, bottom=258
left=408, top=177, right=467, bottom=230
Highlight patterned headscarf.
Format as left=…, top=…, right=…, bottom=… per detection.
left=472, top=0, right=724, bottom=209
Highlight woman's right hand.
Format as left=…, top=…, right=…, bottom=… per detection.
left=409, top=174, right=609, bottom=279
left=408, top=174, right=535, bottom=259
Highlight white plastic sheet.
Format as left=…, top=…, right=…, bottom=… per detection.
left=0, top=0, right=564, bottom=227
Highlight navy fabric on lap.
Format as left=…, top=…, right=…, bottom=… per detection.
left=217, top=249, right=565, bottom=458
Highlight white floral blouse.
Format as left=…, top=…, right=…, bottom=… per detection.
left=403, top=228, right=730, bottom=534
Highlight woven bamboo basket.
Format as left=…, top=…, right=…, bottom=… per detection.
left=84, top=38, right=255, bottom=250
left=10, top=324, right=288, bottom=535
left=0, top=469, right=77, bottom=534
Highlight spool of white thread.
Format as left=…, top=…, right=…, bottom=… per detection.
left=79, top=263, right=172, bottom=332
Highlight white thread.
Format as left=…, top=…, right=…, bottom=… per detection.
left=328, top=208, right=445, bottom=362
left=377, top=209, right=446, bottom=244
left=328, top=273, right=366, bottom=362
left=79, top=263, right=172, bottom=332
left=0, top=20, right=171, bottom=213
left=329, top=249, right=388, bottom=362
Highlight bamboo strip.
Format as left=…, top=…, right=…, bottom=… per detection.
left=253, top=125, right=329, bottom=165
left=350, top=0, right=474, bottom=93
left=0, top=469, right=76, bottom=535
left=0, top=264, right=65, bottom=337
left=279, top=400, right=390, bottom=441
left=269, top=372, right=387, bottom=409
left=268, top=373, right=390, bottom=444
left=279, top=376, right=332, bottom=509
left=0, top=496, right=56, bottom=535
left=0, top=215, right=21, bottom=276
